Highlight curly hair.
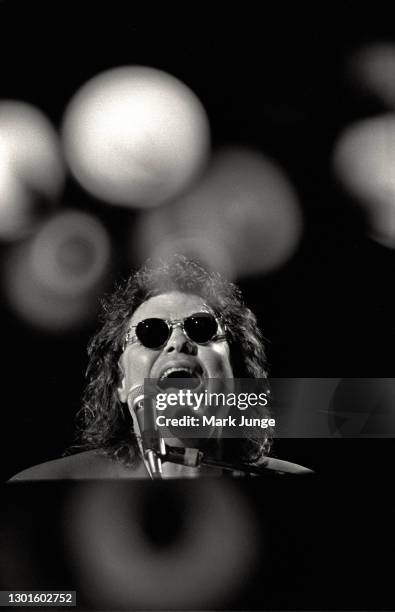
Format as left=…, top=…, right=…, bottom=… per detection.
left=70, top=255, right=271, bottom=467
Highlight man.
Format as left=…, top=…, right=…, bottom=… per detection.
left=10, top=255, right=307, bottom=480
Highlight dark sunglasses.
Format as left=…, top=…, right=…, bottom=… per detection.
left=123, top=312, right=226, bottom=350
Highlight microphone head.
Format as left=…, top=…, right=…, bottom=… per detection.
left=127, top=384, right=145, bottom=409
left=126, top=384, right=165, bottom=462
left=127, top=384, right=157, bottom=437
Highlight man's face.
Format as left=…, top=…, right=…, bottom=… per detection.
left=118, top=291, right=234, bottom=403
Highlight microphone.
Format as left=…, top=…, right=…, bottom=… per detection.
left=127, top=384, right=165, bottom=479
left=198, top=454, right=313, bottom=476
left=164, top=446, right=313, bottom=476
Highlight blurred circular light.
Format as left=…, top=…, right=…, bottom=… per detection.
left=3, top=210, right=111, bottom=330
left=351, top=43, right=395, bottom=107
left=0, top=101, right=64, bottom=241
left=135, top=147, right=302, bottom=278
left=62, top=66, right=210, bottom=208
left=144, top=232, right=234, bottom=279
left=67, top=481, right=259, bottom=609
left=333, top=115, right=395, bottom=248
left=30, top=210, right=111, bottom=296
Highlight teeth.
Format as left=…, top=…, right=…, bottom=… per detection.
left=159, top=367, right=194, bottom=381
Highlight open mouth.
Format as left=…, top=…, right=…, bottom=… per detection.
left=157, top=367, right=204, bottom=391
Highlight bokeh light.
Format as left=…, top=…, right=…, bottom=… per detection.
left=66, top=481, right=259, bottom=609
left=134, top=147, right=303, bottom=279
left=3, top=210, right=111, bottom=330
left=333, top=115, right=395, bottom=248
left=62, top=66, right=210, bottom=208
left=350, top=43, right=395, bottom=107
left=0, top=101, right=65, bottom=240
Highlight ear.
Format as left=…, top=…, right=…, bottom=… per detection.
left=117, top=360, right=128, bottom=404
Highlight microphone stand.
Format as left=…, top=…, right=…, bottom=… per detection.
left=162, top=445, right=313, bottom=477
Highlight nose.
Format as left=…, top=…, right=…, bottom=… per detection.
left=164, top=326, right=198, bottom=355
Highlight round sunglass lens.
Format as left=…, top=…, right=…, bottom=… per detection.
left=136, top=318, right=169, bottom=349
left=185, top=313, right=218, bottom=343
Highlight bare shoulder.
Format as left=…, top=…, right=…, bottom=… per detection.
left=8, top=450, right=148, bottom=481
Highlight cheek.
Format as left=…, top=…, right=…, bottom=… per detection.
left=121, top=348, right=157, bottom=389
left=200, top=346, right=234, bottom=377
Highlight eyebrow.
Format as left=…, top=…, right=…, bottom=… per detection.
left=133, top=303, right=212, bottom=321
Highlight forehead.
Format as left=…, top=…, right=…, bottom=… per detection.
left=130, top=292, right=210, bottom=325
